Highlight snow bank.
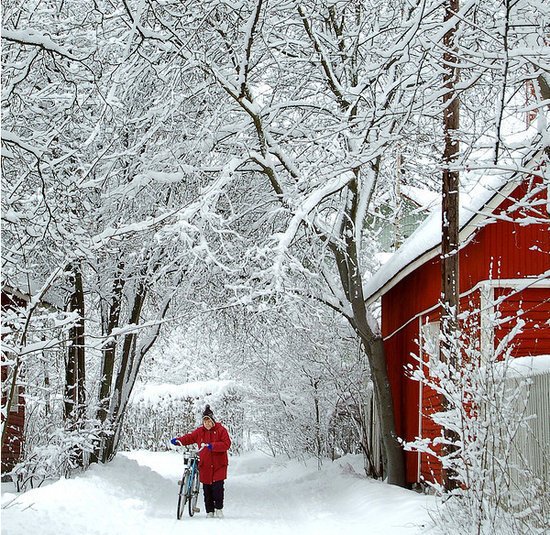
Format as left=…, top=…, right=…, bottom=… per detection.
left=495, top=354, right=550, bottom=379
left=1, top=450, right=436, bottom=535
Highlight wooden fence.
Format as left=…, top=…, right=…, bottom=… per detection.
left=507, top=367, right=550, bottom=489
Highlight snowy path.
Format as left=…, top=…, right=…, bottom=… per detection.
left=1, top=451, right=435, bottom=535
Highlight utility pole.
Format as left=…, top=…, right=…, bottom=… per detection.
left=441, top=0, right=460, bottom=492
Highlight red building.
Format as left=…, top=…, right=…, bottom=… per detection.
left=1, top=367, right=25, bottom=477
left=365, top=168, right=550, bottom=485
left=1, top=287, right=27, bottom=477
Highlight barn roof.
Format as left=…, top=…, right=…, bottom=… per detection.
left=364, top=148, right=545, bottom=305
left=1, top=279, right=62, bottom=310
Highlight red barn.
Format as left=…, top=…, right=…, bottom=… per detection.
left=2, top=280, right=61, bottom=480
left=1, top=287, right=27, bottom=478
left=364, top=166, right=550, bottom=486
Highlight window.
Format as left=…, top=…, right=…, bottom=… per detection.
left=9, top=386, right=21, bottom=413
left=420, top=321, right=441, bottom=369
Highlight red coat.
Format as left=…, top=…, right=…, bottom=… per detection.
left=175, top=422, right=231, bottom=484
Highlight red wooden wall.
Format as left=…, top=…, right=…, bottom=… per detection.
left=494, top=287, right=550, bottom=357
left=1, top=290, right=26, bottom=476
left=1, top=365, right=25, bottom=476
left=381, top=180, right=550, bottom=485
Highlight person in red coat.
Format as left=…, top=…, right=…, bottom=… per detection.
left=171, top=405, right=231, bottom=518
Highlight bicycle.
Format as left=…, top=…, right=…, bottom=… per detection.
left=176, top=447, right=201, bottom=519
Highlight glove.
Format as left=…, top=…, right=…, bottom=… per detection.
left=201, top=442, right=212, bottom=450
left=171, top=438, right=180, bottom=446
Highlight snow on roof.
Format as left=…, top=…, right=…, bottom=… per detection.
left=400, top=185, right=439, bottom=210
left=130, top=380, right=237, bottom=406
left=2, top=277, right=64, bottom=310
left=364, top=146, right=542, bottom=304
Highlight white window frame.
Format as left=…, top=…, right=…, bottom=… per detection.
left=479, top=282, right=495, bottom=366
left=9, top=386, right=20, bottom=413
left=416, top=319, right=441, bottom=481
left=420, top=320, right=441, bottom=369
left=478, top=278, right=550, bottom=364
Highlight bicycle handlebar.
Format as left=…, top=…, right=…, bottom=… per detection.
left=170, top=442, right=207, bottom=454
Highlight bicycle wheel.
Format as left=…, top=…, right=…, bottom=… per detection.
left=188, top=468, right=200, bottom=517
left=177, top=472, right=189, bottom=519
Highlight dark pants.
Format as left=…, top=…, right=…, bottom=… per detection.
left=203, top=480, right=224, bottom=512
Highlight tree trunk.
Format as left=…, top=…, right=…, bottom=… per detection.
left=99, top=281, right=146, bottom=462
left=64, top=266, right=86, bottom=423
left=335, top=173, right=406, bottom=487
left=94, top=266, right=178, bottom=464
left=312, top=379, right=322, bottom=466
left=441, top=0, right=460, bottom=345
left=64, top=265, right=86, bottom=467
left=90, top=266, right=125, bottom=464
left=537, top=73, right=550, bottom=100
left=358, top=325, right=405, bottom=486
left=97, top=265, right=125, bottom=424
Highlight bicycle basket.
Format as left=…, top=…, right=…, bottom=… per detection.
left=182, top=451, right=196, bottom=463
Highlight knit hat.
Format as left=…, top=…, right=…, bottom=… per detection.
left=202, top=405, right=215, bottom=423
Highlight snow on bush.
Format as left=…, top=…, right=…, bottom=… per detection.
left=11, top=424, right=99, bottom=491
left=119, top=380, right=245, bottom=452
left=405, top=313, right=550, bottom=534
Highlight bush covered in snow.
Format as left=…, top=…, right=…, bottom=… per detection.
left=11, top=425, right=99, bottom=491
left=119, top=380, right=245, bottom=452
left=406, top=314, right=550, bottom=534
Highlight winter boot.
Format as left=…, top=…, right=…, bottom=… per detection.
left=215, top=509, right=224, bottom=519
left=207, top=512, right=215, bottom=518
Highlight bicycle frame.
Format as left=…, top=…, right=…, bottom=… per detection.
left=177, top=448, right=202, bottom=519
left=183, top=453, right=199, bottom=493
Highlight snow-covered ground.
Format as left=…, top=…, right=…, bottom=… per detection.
left=1, top=451, right=436, bottom=535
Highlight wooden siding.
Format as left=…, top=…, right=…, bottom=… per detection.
left=381, top=180, right=550, bottom=485
left=1, top=290, right=27, bottom=475
left=1, top=378, right=25, bottom=474
left=383, top=181, right=550, bottom=338
left=494, top=287, right=550, bottom=357
left=418, top=385, right=443, bottom=483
